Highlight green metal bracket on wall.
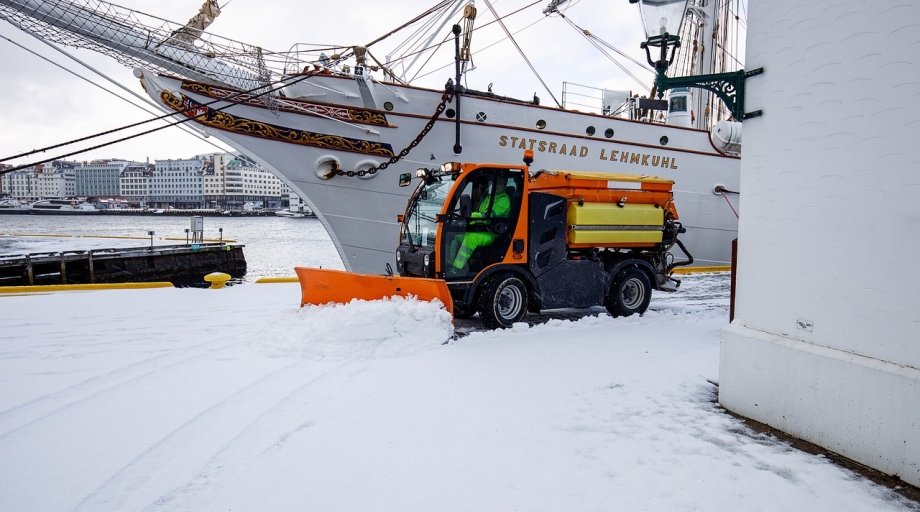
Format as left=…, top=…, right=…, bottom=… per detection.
left=655, top=68, right=765, bottom=121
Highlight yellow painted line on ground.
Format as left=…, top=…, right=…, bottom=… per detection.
left=0, top=282, right=174, bottom=294
left=671, top=266, right=732, bottom=275
left=255, top=277, right=299, bottom=283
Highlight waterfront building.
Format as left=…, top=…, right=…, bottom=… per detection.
left=148, top=157, right=206, bottom=209
left=0, top=161, right=77, bottom=200
left=205, top=153, right=285, bottom=210
left=119, top=163, right=155, bottom=207
left=76, top=159, right=143, bottom=197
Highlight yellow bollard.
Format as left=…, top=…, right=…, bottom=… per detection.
left=204, top=272, right=232, bottom=289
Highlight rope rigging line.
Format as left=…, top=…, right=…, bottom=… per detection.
left=0, top=31, right=231, bottom=157
left=481, top=0, right=561, bottom=107
left=557, top=14, right=651, bottom=92
left=376, top=0, right=543, bottom=83
left=411, top=8, right=546, bottom=82
left=364, top=0, right=456, bottom=49
left=408, top=31, right=453, bottom=84
left=388, top=1, right=455, bottom=60
left=0, top=73, right=314, bottom=174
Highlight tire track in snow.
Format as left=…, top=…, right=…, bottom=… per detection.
left=137, top=362, right=374, bottom=512
left=69, top=358, right=359, bottom=512
left=0, top=336, right=239, bottom=440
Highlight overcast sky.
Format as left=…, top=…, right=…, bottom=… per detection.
left=0, top=0, right=651, bottom=167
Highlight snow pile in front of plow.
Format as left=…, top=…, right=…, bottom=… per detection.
left=253, top=295, right=454, bottom=361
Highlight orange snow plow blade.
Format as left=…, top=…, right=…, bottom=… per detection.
left=294, top=267, right=454, bottom=315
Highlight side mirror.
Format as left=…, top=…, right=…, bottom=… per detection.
left=459, top=193, right=472, bottom=218
left=398, top=173, right=412, bottom=187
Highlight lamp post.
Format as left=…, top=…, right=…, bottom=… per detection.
left=630, top=0, right=763, bottom=121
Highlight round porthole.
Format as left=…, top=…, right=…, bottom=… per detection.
left=605, top=128, right=614, bottom=138
left=476, top=112, right=487, bottom=122
left=586, top=126, right=596, bottom=136
left=383, top=101, right=394, bottom=111
left=536, top=119, right=547, bottom=130
left=445, top=109, right=456, bottom=118
left=660, top=136, right=669, bottom=146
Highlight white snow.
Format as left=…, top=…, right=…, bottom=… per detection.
left=0, top=278, right=916, bottom=511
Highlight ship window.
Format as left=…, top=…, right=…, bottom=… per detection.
left=476, top=112, right=487, bottom=122
left=669, top=95, right=688, bottom=113
left=586, top=126, right=595, bottom=136
left=660, top=136, right=669, bottom=146
left=445, top=108, right=456, bottom=118
left=605, top=128, right=614, bottom=138
left=383, top=101, right=394, bottom=111
left=536, top=119, right=546, bottom=129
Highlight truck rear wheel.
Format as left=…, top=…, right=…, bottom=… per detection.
left=478, top=274, right=528, bottom=329
left=605, top=268, right=651, bottom=317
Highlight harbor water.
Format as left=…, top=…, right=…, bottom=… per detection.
left=0, top=215, right=345, bottom=281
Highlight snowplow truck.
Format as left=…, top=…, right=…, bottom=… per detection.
left=295, top=151, right=692, bottom=328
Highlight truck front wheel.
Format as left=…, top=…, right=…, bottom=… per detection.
left=478, top=274, right=528, bottom=329
left=605, top=269, right=651, bottom=317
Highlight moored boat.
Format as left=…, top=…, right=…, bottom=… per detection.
left=29, top=198, right=100, bottom=215
left=0, top=198, right=28, bottom=214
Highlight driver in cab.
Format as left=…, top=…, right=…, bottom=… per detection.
left=447, top=177, right=511, bottom=276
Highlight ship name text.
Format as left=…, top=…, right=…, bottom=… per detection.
left=498, top=135, right=678, bottom=169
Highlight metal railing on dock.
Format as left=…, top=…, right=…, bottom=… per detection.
left=0, top=243, right=247, bottom=287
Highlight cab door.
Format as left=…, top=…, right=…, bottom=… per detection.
left=440, top=168, right=524, bottom=279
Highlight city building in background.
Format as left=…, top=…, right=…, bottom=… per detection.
left=1, top=152, right=301, bottom=212
left=148, top=157, right=206, bottom=209
left=0, top=161, right=77, bottom=200
left=75, top=160, right=143, bottom=197
left=119, top=163, right=155, bottom=207
left=206, top=154, right=286, bottom=211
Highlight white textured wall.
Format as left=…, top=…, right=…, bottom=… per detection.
left=720, top=0, right=920, bottom=485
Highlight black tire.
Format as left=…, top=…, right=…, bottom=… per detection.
left=478, top=274, right=528, bottom=329
left=452, top=303, right=476, bottom=319
left=605, top=268, right=652, bottom=317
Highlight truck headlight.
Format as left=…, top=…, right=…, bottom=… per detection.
left=423, top=254, right=430, bottom=266
left=396, top=251, right=401, bottom=262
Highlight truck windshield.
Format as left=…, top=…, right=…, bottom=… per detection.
left=402, top=178, right=454, bottom=247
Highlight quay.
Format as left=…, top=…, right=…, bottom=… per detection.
left=0, top=243, right=246, bottom=287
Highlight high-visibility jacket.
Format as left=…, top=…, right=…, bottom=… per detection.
left=450, top=191, right=511, bottom=270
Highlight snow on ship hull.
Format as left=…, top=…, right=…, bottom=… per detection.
left=140, top=71, right=739, bottom=274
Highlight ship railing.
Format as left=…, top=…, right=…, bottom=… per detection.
left=561, top=82, right=633, bottom=119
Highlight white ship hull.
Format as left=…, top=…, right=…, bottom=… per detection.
left=141, top=72, right=739, bottom=274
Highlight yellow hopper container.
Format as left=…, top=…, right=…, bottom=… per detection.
left=567, top=202, right=665, bottom=247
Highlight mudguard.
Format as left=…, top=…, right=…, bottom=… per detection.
left=294, top=267, right=454, bottom=314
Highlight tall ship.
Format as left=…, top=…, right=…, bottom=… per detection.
left=0, top=0, right=745, bottom=274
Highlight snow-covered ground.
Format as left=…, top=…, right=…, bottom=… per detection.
left=1, top=276, right=916, bottom=511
